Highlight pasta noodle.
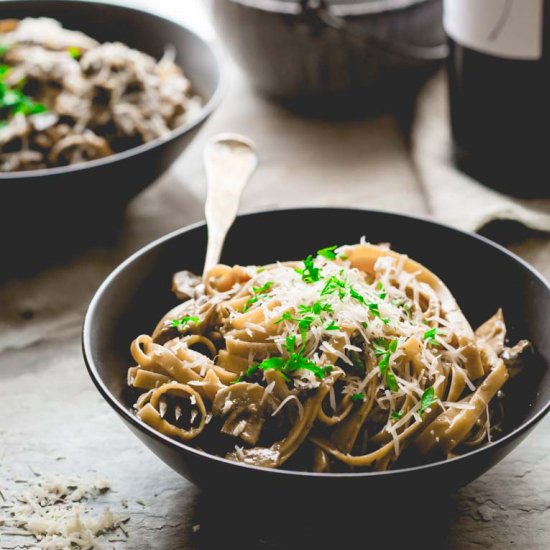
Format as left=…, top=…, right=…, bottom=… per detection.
left=127, top=242, right=529, bottom=472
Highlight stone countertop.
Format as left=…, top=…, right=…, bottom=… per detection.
left=1, top=4, right=549, bottom=550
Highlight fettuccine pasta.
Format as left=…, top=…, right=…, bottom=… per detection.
left=127, top=242, right=529, bottom=472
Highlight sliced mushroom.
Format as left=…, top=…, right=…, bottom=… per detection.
left=225, top=444, right=281, bottom=468
left=48, top=130, right=112, bottom=165
left=502, top=340, right=531, bottom=367
left=213, top=382, right=268, bottom=445
left=171, top=270, right=202, bottom=301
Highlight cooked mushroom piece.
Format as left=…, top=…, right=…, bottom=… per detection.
left=171, top=270, right=202, bottom=301
left=502, top=340, right=531, bottom=366
left=225, top=444, right=281, bottom=468
left=213, top=382, right=268, bottom=445
left=48, top=131, right=112, bottom=165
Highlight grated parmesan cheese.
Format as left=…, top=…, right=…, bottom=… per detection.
left=0, top=474, right=129, bottom=549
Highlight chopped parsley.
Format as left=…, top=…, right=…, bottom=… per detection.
left=423, top=327, right=442, bottom=345
left=366, top=301, right=389, bottom=324
left=278, top=300, right=337, bottom=344
left=391, top=410, right=404, bottom=420
left=0, top=45, right=9, bottom=57
left=372, top=338, right=398, bottom=390
left=170, top=315, right=200, bottom=329
left=377, top=281, right=387, bottom=300
left=243, top=281, right=273, bottom=312
left=298, top=301, right=333, bottom=315
left=320, top=277, right=388, bottom=326
left=284, top=335, right=297, bottom=353
left=351, top=392, right=365, bottom=402
left=320, top=275, right=347, bottom=299
left=68, top=46, right=81, bottom=59
left=241, top=335, right=334, bottom=382
left=386, top=371, right=399, bottom=391
left=349, top=286, right=366, bottom=305
left=419, top=386, right=437, bottom=416
left=0, top=65, right=47, bottom=121
left=317, top=245, right=338, bottom=260
left=295, top=255, right=321, bottom=283
left=275, top=311, right=315, bottom=350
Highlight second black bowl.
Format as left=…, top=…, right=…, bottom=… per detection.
left=211, top=0, right=446, bottom=116
left=83, top=208, right=550, bottom=505
left=0, top=1, right=224, bottom=270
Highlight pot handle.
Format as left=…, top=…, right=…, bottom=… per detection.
left=299, top=0, right=448, bottom=62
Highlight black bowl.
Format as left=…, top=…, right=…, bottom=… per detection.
left=0, top=1, right=224, bottom=270
left=83, top=208, right=550, bottom=504
left=211, top=0, right=446, bottom=116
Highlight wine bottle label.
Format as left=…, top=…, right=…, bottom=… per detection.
left=444, top=0, right=543, bottom=60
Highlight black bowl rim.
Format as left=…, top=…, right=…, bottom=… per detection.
left=83, top=207, right=550, bottom=480
left=0, top=0, right=227, bottom=180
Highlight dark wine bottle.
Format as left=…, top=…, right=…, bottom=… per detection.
left=445, top=0, right=550, bottom=197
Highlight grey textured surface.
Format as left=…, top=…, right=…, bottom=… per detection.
left=1, top=64, right=550, bottom=550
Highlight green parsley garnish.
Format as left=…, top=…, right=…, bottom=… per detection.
left=295, top=255, right=321, bottom=283
left=170, top=315, right=200, bottom=329
left=284, top=335, right=297, bottom=353
left=351, top=392, right=365, bottom=402
left=243, top=281, right=273, bottom=312
left=349, top=286, right=366, bottom=305
left=392, top=298, right=412, bottom=319
left=242, top=347, right=333, bottom=383
left=278, top=300, right=337, bottom=346
left=377, top=281, right=387, bottom=300
left=338, top=254, right=348, bottom=260
left=386, top=371, right=399, bottom=391
left=320, top=275, right=347, bottom=299
left=423, top=327, right=441, bottom=345
left=317, top=245, right=338, bottom=260
left=372, top=339, right=398, bottom=390
left=0, top=65, right=47, bottom=121
left=419, top=386, right=437, bottom=416
left=298, top=301, right=333, bottom=315
left=0, top=45, right=9, bottom=57
left=275, top=311, right=315, bottom=350
left=391, top=410, right=404, bottom=420
left=364, top=301, right=389, bottom=324
left=68, top=46, right=81, bottom=59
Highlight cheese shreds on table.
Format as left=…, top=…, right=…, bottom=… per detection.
left=0, top=474, right=129, bottom=549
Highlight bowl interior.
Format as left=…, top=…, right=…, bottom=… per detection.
left=86, top=208, right=550, bottom=473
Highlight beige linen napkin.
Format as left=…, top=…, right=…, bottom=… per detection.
left=412, top=71, right=550, bottom=235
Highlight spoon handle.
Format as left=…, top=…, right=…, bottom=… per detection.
left=203, top=133, right=259, bottom=276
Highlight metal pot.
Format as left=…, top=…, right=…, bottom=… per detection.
left=211, top=0, right=446, bottom=115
